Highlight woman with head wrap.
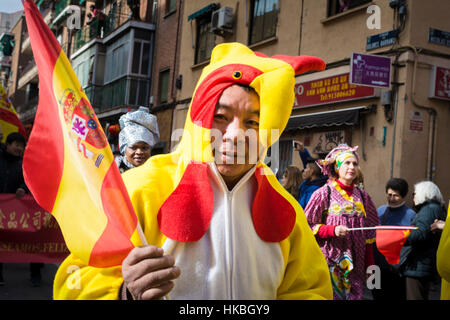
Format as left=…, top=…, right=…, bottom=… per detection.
left=304, top=144, right=379, bottom=300
left=115, top=107, right=159, bottom=173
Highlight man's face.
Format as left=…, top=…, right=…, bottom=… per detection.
left=303, top=164, right=313, bottom=180
left=211, top=85, right=260, bottom=187
left=6, top=140, right=25, bottom=157
left=386, top=188, right=404, bottom=207
left=125, top=141, right=151, bottom=167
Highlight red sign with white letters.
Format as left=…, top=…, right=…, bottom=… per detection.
left=293, top=73, right=379, bottom=108
left=429, top=66, right=450, bottom=101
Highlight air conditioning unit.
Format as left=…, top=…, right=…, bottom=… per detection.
left=211, top=7, right=233, bottom=35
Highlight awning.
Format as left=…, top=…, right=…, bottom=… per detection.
left=285, top=106, right=368, bottom=131
left=187, top=3, right=219, bottom=21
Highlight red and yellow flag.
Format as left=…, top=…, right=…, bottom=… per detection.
left=22, top=0, right=142, bottom=267
left=376, top=228, right=412, bottom=265
left=0, top=84, right=27, bottom=143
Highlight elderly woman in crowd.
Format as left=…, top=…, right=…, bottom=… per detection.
left=304, top=144, right=379, bottom=300
left=115, top=107, right=159, bottom=173
left=399, top=181, right=446, bottom=300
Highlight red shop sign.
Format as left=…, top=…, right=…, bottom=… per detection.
left=294, top=73, right=379, bottom=109
left=429, top=66, right=450, bottom=101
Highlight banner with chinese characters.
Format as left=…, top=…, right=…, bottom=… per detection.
left=0, top=194, right=69, bottom=263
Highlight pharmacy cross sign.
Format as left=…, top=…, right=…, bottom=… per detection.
left=350, top=52, right=391, bottom=88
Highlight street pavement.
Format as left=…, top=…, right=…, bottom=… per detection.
left=0, top=262, right=442, bottom=300
left=0, top=263, right=58, bottom=300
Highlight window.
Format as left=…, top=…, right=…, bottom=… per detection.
left=249, top=0, right=279, bottom=45
left=131, top=40, right=151, bottom=75
left=104, top=32, right=131, bottom=83
left=129, top=79, right=149, bottom=106
left=159, top=69, right=170, bottom=104
left=195, top=15, right=215, bottom=64
left=327, top=0, right=371, bottom=17
left=73, top=49, right=96, bottom=88
left=166, top=0, right=177, bottom=15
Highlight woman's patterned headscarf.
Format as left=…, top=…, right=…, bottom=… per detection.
left=118, top=106, right=159, bottom=155
left=316, top=144, right=359, bottom=177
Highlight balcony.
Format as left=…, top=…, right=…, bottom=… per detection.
left=72, top=18, right=102, bottom=52
left=17, top=61, right=38, bottom=89
left=22, top=6, right=53, bottom=54
left=54, top=0, right=79, bottom=22
left=84, top=76, right=150, bottom=112
left=72, top=3, right=133, bottom=53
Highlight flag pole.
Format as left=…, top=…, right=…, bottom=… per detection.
left=348, top=226, right=418, bottom=231
left=136, top=222, right=148, bottom=246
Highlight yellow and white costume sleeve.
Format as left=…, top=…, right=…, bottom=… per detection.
left=437, top=202, right=450, bottom=300
left=54, top=43, right=332, bottom=300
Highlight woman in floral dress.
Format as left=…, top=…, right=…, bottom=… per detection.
left=304, top=144, right=379, bottom=300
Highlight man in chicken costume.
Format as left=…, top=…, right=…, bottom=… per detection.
left=54, top=43, right=333, bottom=300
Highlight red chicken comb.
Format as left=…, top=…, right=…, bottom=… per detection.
left=254, top=51, right=326, bottom=75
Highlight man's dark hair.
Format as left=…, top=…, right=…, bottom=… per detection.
left=6, top=132, right=25, bottom=145
left=385, top=178, right=409, bottom=197
left=306, top=157, right=322, bottom=177
left=235, top=83, right=259, bottom=96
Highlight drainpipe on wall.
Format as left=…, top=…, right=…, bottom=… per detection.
left=403, top=45, right=437, bottom=181
left=298, top=0, right=304, bottom=55
left=390, top=52, right=401, bottom=178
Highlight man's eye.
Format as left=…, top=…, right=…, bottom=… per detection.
left=247, top=120, right=259, bottom=127
left=213, top=114, right=228, bottom=121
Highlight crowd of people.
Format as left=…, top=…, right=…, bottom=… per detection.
left=281, top=139, right=447, bottom=300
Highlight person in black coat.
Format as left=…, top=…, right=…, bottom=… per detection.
left=0, top=132, right=27, bottom=195
left=0, top=132, right=42, bottom=286
left=398, top=181, right=447, bottom=300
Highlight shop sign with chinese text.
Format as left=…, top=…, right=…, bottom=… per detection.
left=350, top=52, right=391, bottom=88
left=294, top=73, right=379, bottom=109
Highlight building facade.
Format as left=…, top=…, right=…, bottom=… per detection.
left=174, top=0, right=450, bottom=207
left=7, top=0, right=159, bottom=154
left=0, top=10, right=23, bottom=88
left=148, top=0, right=183, bottom=154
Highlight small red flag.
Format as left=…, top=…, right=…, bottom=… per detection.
left=376, top=228, right=412, bottom=265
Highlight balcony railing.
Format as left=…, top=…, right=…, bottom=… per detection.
left=73, top=18, right=102, bottom=51
left=73, top=1, right=135, bottom=52
left=54, top=0, right=79, bottom=19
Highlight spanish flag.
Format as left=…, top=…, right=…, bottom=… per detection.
left=21, top=0, right=142, bottom=267
left=0, top=84, right=27, bottom=143
left=376, top=227, right=412, bottom=265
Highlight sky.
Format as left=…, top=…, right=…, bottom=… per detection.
left=0, top=0, right=24, bottom=13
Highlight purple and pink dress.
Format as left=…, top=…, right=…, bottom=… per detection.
left=304, top=179, right=379, bottom=300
